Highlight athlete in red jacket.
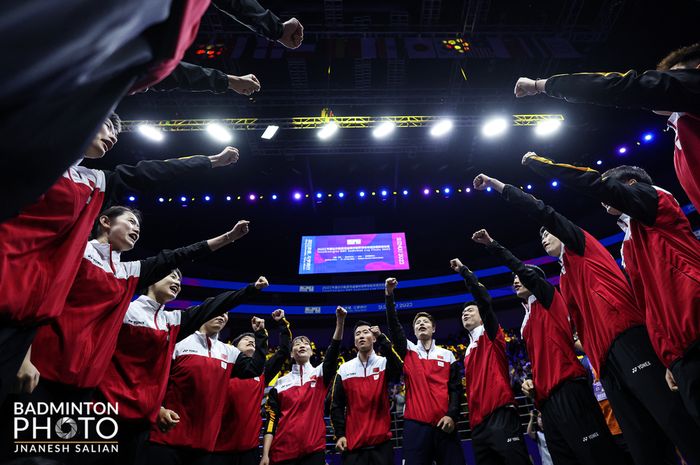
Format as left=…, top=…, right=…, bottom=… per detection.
left=261, top=306, right=346, bottom=465
left=523, top=154, right=700, bottom=429
left=211, top=309, right=292, bottom=465
left=330, top=321, right=403, bottom=465
left=449, top=259, right=530, bottom=465
left=384, top=278, right=465, bottom=465
left=99, top=272, right=270, bottom=465
left=144, top=314, right=268, bottom=465
left=514, top=42, right=700, bottom=212
left=472, top=229, right=626, bottom=465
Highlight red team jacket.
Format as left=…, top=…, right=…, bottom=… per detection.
left=32, top=239, right=212, bottom=388
left=214, top=320, right=292, bottom=453
left=500, top=184, right=645, bottom=376
left=0, top=156, right=212, bottom=326
left=150, top=330, right=266, bottom=451
left=669, top=112, right=700, bottom=212
left=265, top=339, right=340, bottom=463
left=524, top=156, right=700, bottom=368
left=99, top=285, right=258, bottom=422
left=330, top=335, right=402, bottom=451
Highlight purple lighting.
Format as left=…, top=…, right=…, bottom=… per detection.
left=248, top=194, right=256, bottom=201
left=423, top=188, right=430, bottom=195
left=293, top=192, right=302, bottom=200
left=618, top=146, right=628, bottom=155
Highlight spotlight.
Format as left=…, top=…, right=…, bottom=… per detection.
left=249, top=194, right=256, bottom=201
left=486, top=187, right=492, bottom=192
left=226, top=196, right=232, bottom=201
left=158, top=197, right=165, bottom=203
left=534, top=119, right=562, bottom=137
left=551, top=180, right=559, bottom=188
left=465, top=187, right=471, bottom=193
left=526, top=184, right=532, bottom=190
left=359, top=191, right=366, bottom=198
left=137, top=124, right=165, bottom=142
left=338, top=192, right=345, bottom=198
left=642, top=132, right=654, bottom=142
left=381, top=190, right=388, bottom=197
left=373, top=121, right=396, bottom=139
left=443, top=187, right=451, bottom=194
left=482, top=117, right=508, bottom=138
left=261, top=125, right=279, bottom=140
left=316, top=192, right=323, bottom=199
left=206, top=123, right=233, bottom=143
left=596, top=160, right=603, bottom=166
left=402, top=190, right=408, bottom=196
left=180, top=196, right=187, bottom=202
left=423, top=188, right=430, bottom=195
left=618, top=146, right=628, bottom=155
left=430, top=119, right=453, bottom=137
left=293, top=192, right=302, bottom=200
left=272, top=194, right=278, bottom=200
left=317, top=122, right=339, bottom=140
left=204, top=195, right=211, bottom=202
left=128, top=195, right=135, bottom=202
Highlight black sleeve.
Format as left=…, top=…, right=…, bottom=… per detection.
left=264, top=319, right=292, bottom=381
left=177, top=285, right=258, bottom=342
left=376, top=333, right=403, bottom=382
left=210, top=0, right=284, bottom=40
left=322, top=338, right=341, bottom=384
left=459, top=266, right=498, bottom=341
left=526, top=155, right=659, bottom=226
left=384, top=293, right=408, bottom=359
left=263, top=387, right=280, bottom=436
left=231, top=329, right=267, bottom=378
left=446, top=362, right=463, bottom=422
left=501, top=184, right=586, bottom=256
left=150, top=62, right=229, bottom=93
left=103, top=155, right=212, bottom=207
left=544, top=69, right=700, bottom=113
left=329, top=374, right=346, bottom=439
left=137, top=241, right=212, bottom=290
left=485, top=241, right=555, bottom=308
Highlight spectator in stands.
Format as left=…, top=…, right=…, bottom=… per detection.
left=527, top=410, right=553, bottom=465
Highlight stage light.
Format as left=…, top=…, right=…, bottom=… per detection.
left=465, top=187, right=471, bottom=193
left=534, top=119, right=561, bottom=137
left=596, top=160, right=603, bottom=166
left=293, top=192, right=302, bottom=200
left=423, top=188, right=430, bottom=195
left=526, top=184, right=532, bottom=190
left=430, top=119, right=453, bottom=137
left=206, top=123, right=233, bottom=143
left=359, top=191, right=366, bottom=198
left=317, top=122, right=339, bottom=140
left=481, top=117, right=508, bottom=138
left=137, top=124, right=165, bottom=142
left=443, top=187, right=451, bottom=194
left=249, top=194, right=256, bottom=201
left=261, top=125, right=279, bottom=140
left=127, top=195, right=135, bottom=202
left=180, top=196, right=187, bottom=202
left=316, top=192, right=323, bottom=199
left=204, top=195, right=211, bottom=202
left=551, top=180, right=559, bottom=188
left=381, top=190, right=388, bottom=197
left=402, top=190, right=408, bottom=196
left=618, top=146, right=627, bottom=155
left=226, top=195, right=232, bottom=201
left=158, top=197, right=164, bottom=203
left=272, top=194, right=278, bottom=200
left=642, top=132, right=654, bottom=142
left=486, top=187, right=492, bottom=192
left=373, top=121, right=396, bottom=139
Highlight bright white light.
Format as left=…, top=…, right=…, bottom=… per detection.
left=317, top=122, right=339, bottom=140
left=137, top=124, right=164, bottom=142
left=373, top=121, right=396, bottom=139
left=534, top=119, right=562, bottom=137
left=206, top=123, right=232, bottom=143
left=481, top=118, right=508, bottom=138
left=430, top=119, right=453, bottom=137
left=261, top=125, right=279, bottom=140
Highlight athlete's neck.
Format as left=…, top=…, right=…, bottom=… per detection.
left=358, top=349, right=373, bottom=363
left=418, top=338, right=433, bottom=352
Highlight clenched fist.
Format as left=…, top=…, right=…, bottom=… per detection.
left=209, top=146, right=240, bottom=168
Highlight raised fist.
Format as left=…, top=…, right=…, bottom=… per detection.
left=228, top=74, right=261, bottom=96
left=385, top=277, right=398, bottom=295
left=336, top=306, right=348, bottom=319
left=251, top=316, right=265, bottom=332
left=514, top=77, right=539, bottom=98
left=449, top=258, right=464, bottom=273
left=472, top=229, right=494, bottom=246
left=255, top=276, right=269, bottom=290
left=370, top=326, right=382, bottom=338
left=522, top=151, right=537, bottom=166
left=272, top=309, right=285, bottom=321
left=278, top=18, right=304, bottom=49
left=473, top=174, right=493, bottom=191
left=209, top=146, right=240, bottom=168
left=228, top=220, right=250, bottom=241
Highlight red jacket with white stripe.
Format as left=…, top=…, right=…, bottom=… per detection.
left=385, top=294, right=462, bottom=426
left=0, top=156, right=212, bottom=325
left=214, top=319, right=292, bottom=453
left=523, top=157, right=700, bottom=367
left=500, top=183, right=645, bottom=376
left=264, top=339, right=341, bottom=463
left=330, top=335, right=403, bottom=451
left=150, top=329, right=267, bottom=451
left=485, top=241, right=586, bottom=407
left=31, top=238, right=213, bottom=388
left=99, top=285, right=259, bottom=422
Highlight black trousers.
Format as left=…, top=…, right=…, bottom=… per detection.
left=342, top=440, right=393, bottom=465
left=402, top=419, right=466, bottom=465
left=137, top=442, right=210, bottom=465
left=274, top=451, right=326, bottom=465
left=671, top=342, right=700, bottom=427
left=0, top=325, right=37, bottom=405
left=470, top=406, right=530, bottom=465
left=208, top=447, right=260, bottom=465
left=540, top=379, right=627, bottom=465
left=600, top=326, right=700, bottom=465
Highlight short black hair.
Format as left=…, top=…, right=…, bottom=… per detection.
left=108, top=112, right=122, bottom=135
left=522, top=264, right=547, bottom=280
left=413, top=312, right=435, bottom=327
left=658, top=43, right=700, bottom=71
left=232, top=332, right=255, bottom=347
left=602, top=165, right=653, bottom=185
left=463, top=300, right=478, bottom=310
left=353, top=320, right=372, bottom=332
left=292, top=335, right=311, bottom=346
left=90, top=205, right=142, bottom=239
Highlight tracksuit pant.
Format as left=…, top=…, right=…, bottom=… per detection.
left=670, top=341, right=700, bottom=427
left=0, top=325, right=37, bottom=405
left=137, top=442, right=210, bottom=465
left=274, top=450, right=326, bottom=465
left=402, top=418, right=466, bottom=465
left=342, top=439, right=393, bottom=465
left=209, top=447, right=261, bottom=465
left=470, top=406, right=530, bottom=465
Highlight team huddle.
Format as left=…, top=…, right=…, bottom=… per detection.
left=0, top=12, right=699, bottom=465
